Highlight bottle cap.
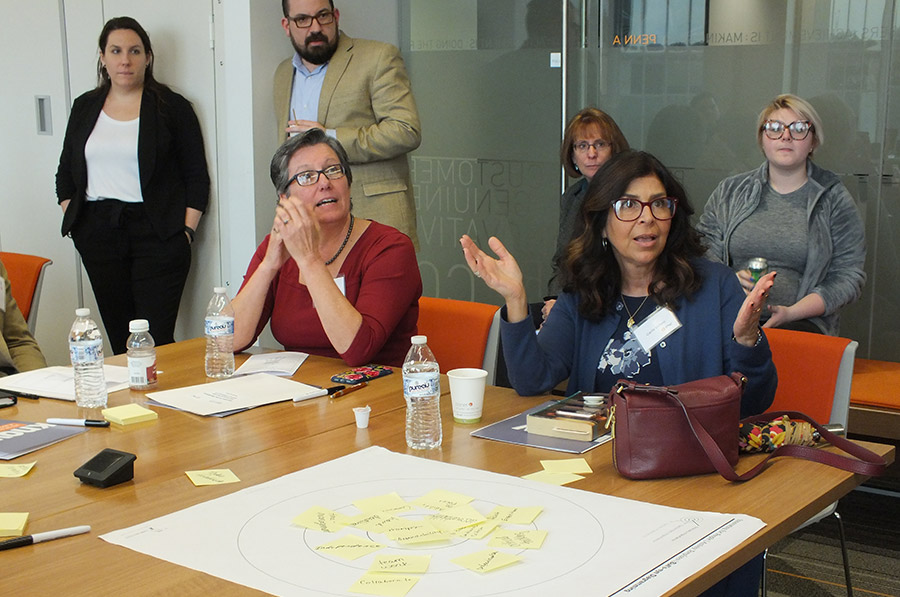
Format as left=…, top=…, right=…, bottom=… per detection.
left=129, top=319, right=150, bottom=333
left=214, top=286, right=227, bottom=294
left=75, top=308, right=90, bottom=317
left=411, top=335, right=427, bottom=345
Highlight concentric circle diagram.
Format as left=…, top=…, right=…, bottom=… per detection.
left=236, top=476, right=605, bottom=596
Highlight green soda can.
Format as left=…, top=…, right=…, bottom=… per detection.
left=748, top=257, right=768, bottom=283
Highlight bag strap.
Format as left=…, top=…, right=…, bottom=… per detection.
left=669, top=396, right=887, bottom=481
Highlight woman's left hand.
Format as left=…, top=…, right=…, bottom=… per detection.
left=733, top=271, right=776, bottom=346
left=275, top=196, right=321, bottom=268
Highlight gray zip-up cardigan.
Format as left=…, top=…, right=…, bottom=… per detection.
left=697, top=161, right=866, bottom=336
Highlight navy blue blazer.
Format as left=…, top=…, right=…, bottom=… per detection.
left=55, top=85, right=210, bottom=239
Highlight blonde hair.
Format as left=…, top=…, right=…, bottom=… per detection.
left=757, top=94, right=824, bottom=156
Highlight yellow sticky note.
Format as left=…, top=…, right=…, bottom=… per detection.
left=486, top=505, right=543, bottom=525
left=102, top=403, right=158, bottom=425
left=292, top=506, right=351, bottom=533
left=349, top=572, right=419, bottom=596
left=540, top=457, right=593, bottom=474
left=424, top=505, right=486, bottom=532
left=488, top=529, right=548, bottom=550
left=0, top=512, right=29, bottom=537
left=369, top=554, right=431, bottom=574
left=185, top=469, right=240, bottom=486
left=521, top=470, right=584, bottom=486
left=452, top=519, right=500, bottom=540
left=345, top=512, right=399, bottom=533
left=353, top=492, right=412, bottom=515
left=315, top=535, right=385, bottom=560
left=0, top=462, right=36, bottom=478
left=451, top=549, right=521, bottom=574
left=411, top=489, right=473, bottom=511
left=383, top=520, right=448, bottom=544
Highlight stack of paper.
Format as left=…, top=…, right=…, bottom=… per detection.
left=102, top=404, right=159, bottom=426
left=233, top=352, right=309, bottom=376
left=0, top=365, right=129, bottom=401
left=146, top=373, right=326, bottom=416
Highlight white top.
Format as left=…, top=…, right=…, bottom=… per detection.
left=84, top=111, right=142, bottom=203
left=411, top=335, right=427, bottom=345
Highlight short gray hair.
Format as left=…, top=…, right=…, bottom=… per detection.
left=270, top=129, right=353, bottom=196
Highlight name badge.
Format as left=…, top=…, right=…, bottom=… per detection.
left=632, top=306, right=681, bottom=352
left=334, top=274, right=346, bottom=297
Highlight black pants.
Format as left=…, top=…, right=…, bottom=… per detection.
left=72, top=201, right=191, bottom=354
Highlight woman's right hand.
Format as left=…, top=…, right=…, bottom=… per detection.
left=261, top=218, right=290, bottom=272
left=460, top=235, right=529, bottom=322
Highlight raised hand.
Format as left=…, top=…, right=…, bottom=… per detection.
left=733, top=271, right=776, bottom=346
left=460, top=234, right=529, bottom=323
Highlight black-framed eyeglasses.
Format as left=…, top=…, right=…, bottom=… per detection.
left=289, top=9, right=335, bottom=28
left=612, top=197, right=678, bottom=222
left=289, top=164, right=345, bottom=187
left=574, top=140, right=610, bottom=153
left=761, top=120, right=813, bottom=141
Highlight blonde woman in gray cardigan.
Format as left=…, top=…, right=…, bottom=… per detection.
left=697, top=94, right=865, bottom=335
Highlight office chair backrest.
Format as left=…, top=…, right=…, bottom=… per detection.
left=0, top=251, right=53, bottom=334
left=764, top=328, right=856, bottom=426
left=417, top=297, right=499, bottom=378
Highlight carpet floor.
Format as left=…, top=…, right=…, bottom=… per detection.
left=766, top=436, right=900, bottom=597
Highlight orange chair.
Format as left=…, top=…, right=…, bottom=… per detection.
left=762, top=327, right=858, bottom=597
left=416, top=297, right=500, bottom=381
left=0, top=251, right=53, bottom=334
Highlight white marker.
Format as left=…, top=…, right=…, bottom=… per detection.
left=0, top=525, right=91, bottom=551
left=47, top=418, right=110, bottom=428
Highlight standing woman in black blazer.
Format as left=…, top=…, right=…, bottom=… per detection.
left=56, top=16, right=210, bottom=353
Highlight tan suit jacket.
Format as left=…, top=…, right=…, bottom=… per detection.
left=0, top=261, right=47, bottom=376
left=274, top=33, right=421, bottom=247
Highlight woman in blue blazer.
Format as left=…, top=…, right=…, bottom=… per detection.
left=56, top=17, right=209, bottom=353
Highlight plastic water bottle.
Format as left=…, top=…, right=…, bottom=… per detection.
left=402, top=335, right=442, bottom=449
left=205, top=286, right=235, bottom=378
left=68, top=308, right=107, bottom=409
left=126, top=319, right=157, bottom=390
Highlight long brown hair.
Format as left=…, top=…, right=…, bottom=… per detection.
left=96, top=17, right=168, bottom=98
left=562, top=151, right=705, bottom=322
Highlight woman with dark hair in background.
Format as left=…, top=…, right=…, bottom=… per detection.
left=698, top=94, right=865, bottom=335
left=56, top=16, right=210, bottom=353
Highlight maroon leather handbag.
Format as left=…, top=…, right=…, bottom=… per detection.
left=609, top=373, right=887, bottom=481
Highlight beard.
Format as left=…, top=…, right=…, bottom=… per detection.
left=292, top=30, right=339, bottom=65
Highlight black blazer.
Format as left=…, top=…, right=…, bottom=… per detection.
left=55, top=86, right=210, bottom=239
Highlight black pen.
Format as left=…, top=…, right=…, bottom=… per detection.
left=11, top=391, right=42, bottom=400
left=326, top=385, right=346, bottom=395
left=47, top=418, right=110, bottom=428
left=0, top=525, right=91, bottom=551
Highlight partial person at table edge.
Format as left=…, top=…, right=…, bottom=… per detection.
left=697, top=93, right=865, bottom=336
left=55, top=16, right=210, bottom=354
left=0, top=260, right=47, bottom=377
left=232, top=129, right=421, bottom=367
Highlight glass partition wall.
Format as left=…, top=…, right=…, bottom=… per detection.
left=402, top=0, right=899, bottom=361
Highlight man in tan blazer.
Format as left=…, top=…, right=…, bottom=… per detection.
left=275, top=0, right=421, bottom=247
left=0, top=260, right=46, bottom=377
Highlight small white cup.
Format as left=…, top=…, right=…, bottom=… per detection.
left=447, top=368, right=488, bottom=424
left=353, top=405, right=371, bottom=429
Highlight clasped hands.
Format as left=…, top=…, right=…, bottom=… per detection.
left=263, top=195, right=322, bottom=273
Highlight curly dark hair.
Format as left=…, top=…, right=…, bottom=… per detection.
left=561, top=151, right=705, bottom=322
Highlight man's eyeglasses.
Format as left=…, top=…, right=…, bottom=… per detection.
left=289, top=164, right=345, bottom=187
left=761, top=120, right=813, bottom=141
left=574, top=140, right=610, bottom=153
left=289, top=9, right=335, bottom=28
left=612, top=197, right=678, bottom=222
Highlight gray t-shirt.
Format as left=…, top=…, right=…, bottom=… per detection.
left=728, top=183, right=808, bottom=312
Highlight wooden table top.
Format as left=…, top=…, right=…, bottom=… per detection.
left=4, top=338, right=895, bottom=596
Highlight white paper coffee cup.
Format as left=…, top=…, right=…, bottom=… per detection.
left=447, top=368, right=487, bottom=424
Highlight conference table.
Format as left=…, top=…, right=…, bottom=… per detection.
left=4, top=338, right=894, bottom=596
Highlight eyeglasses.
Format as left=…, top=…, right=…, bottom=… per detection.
left=574, top=140, right=610, bottom=153
left=289, top=164, right=345, bottom=187
left=761, top=120, right=813, bottom=141
left=612, top=197, right=678, bottom=222
left=289, top=9, right=335, bottom=28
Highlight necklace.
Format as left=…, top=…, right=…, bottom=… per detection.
left=324, top=214, right=354, bottom=266
left=621, top=294, right=651, bottom=329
